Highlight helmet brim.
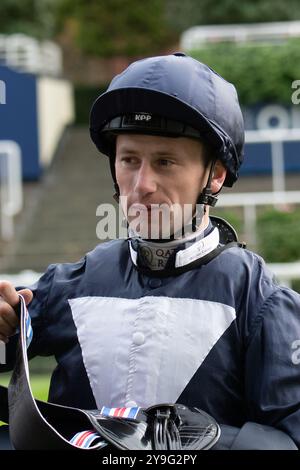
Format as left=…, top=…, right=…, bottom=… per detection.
left=90, top=87, right=239, bottom=187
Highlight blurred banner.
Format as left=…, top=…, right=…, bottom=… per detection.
left=242, top=104, right=300, bottom=176
left=0, top=35, right=74, bottom=181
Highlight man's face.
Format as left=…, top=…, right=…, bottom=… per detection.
left=115, top=134, right=209, bottom=239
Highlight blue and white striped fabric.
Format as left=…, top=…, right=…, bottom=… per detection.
left=25, top=307, right=33, bottom=348
left=19, top=295, right=33, bottom=348
left=69, top=405, right=140, bottom=449
left=100, top=406, right=140, bottom=419
left=70, top=430, right=106, bottom=449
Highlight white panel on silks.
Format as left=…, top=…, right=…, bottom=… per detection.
left=68, top=296, right=236, bottom=409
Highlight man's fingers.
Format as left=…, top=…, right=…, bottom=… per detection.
left=0, top=320, right=14, bottom=337
left=0, top=300, right=19, bottom=329
left=0, top=281, right=33, bottom=308
left=0, top=280, right=19, bottom=307
left=0, top=282, right=32, bottom=338
left=18, top=288, right=33, bottom=306
left=0, top=303, right=19, bottom=329
left=0, top=312, right=17, bottom=336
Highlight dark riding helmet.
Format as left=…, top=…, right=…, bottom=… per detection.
left=89, top=52, right=245, bottom=188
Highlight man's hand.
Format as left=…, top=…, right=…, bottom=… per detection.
left=0, top=281, right=33, bottom=343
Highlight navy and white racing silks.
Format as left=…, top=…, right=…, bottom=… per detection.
left=2, top=219, right=300, bottom=447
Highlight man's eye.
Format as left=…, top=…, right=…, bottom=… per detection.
left=159, top=159, right=173, bottom=166
left=121, top=157, right=137, bottom=164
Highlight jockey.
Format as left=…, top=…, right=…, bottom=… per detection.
left=1, top=53, right=300, bottom=450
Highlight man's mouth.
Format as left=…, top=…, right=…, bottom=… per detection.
left=129, top=203, right=169, bottom=214
left=130, top=202, right=169, bottom=209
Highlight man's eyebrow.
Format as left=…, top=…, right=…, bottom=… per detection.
left=117, top=147, right=138, bottom=154
left=154, top=150, right=176, bottom=157
left=117, top=147, right=176, bottom=157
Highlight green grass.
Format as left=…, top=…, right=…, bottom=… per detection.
left=0, top=374, right=51, bottom=425
left=0, top=373, right=51, bottom=401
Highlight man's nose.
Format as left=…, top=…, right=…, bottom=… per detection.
left=134, top=162, right=157, bottom=195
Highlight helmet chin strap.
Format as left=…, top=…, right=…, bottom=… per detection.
left=197, top=159, right=219, bottom=207
left=192, top=159, right=219, bottom=232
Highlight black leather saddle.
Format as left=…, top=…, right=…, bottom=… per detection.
left=0, top=295, right=220, bottom=450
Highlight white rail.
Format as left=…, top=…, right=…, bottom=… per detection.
left=268, top=261, right=300, bottom=288
left=219, top=191, right=300, bottom=207
left=181, top=20, right=300, bottom=49
left=0, top=34, right=62, bottom=76
left=218, top=190, right=300, bottom=248
left=0, top=140, right=23, bottom=240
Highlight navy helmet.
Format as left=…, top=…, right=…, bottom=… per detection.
left=90, top=52, right=244, bottom=188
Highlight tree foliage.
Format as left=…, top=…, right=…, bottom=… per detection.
left=55, top=0, right=176, bottom=57
left=257, top=208, right=300, bottom=263
left=190, top=39, right=300, bottom=105
left=2, top=0, right=300, bottom=57
left=0, top=0, right=59, bottom=39
left=165, top=0, right=300, bottom=33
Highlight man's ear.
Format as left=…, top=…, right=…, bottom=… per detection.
left=211, top=160, right=227, bottom=194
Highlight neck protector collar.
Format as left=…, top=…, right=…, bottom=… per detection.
left=129, top=223, right=219, bottom=271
